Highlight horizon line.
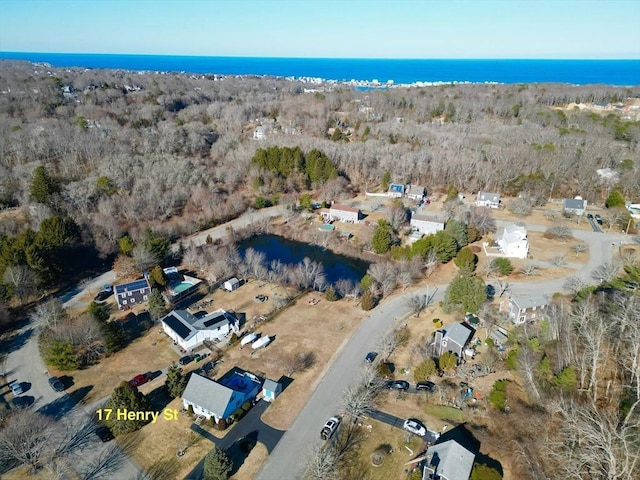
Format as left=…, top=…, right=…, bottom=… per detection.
left=1, top=51, right=639, bottom=61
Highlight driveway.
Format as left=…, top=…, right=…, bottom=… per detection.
left=364, top=408, right=440, bottom=445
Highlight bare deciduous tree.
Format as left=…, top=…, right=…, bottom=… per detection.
left=406, top=294, right=428, bottom=317
left=520, top=262, right=538, bottom=276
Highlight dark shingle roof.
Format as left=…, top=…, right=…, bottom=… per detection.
left=114, top=279, right=150, bottom=294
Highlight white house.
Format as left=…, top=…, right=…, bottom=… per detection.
left=387, top=183, right=405, bottom=198
left=253, top=126, right=267, bottom=140
left=262, top=378, right=282, bottom=402
left=405, top=185, right=427, bottom=200
left=320, top=204, right=363, bottom=223
left=182, top=369, right=262, bottom=423
left=476, top=191, right=501, bottom=209
left=422, top=440, right=475, bottom=480
left=161, top=309, right=239, bottom=351
left=410, top=214, right=445, bottom=235
left=562, top=197, right=587, bottom=215
left=496, top=224, right=529, bottom=259
left=500, top=294, right=549, bottom=324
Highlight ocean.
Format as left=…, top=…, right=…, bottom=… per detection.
left=1, top=52, right=639, bottom=86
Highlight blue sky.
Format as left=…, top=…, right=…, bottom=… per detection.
left=1, top=0, right=639, bottom=58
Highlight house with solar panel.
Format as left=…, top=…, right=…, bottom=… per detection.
left=114, top=278, right=151, bottom=310
left=182, top=368, right=262, bottom=424
left=161, top=309, right=239, bottom=351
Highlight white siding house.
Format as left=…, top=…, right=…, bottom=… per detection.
left=406, top=185, right=427, bottom=200
left=161, top=309, right=239, bottom=351
left=476, top=191, right=501, bottom=208
left=496, top=224, right=529, bottom=259
left=500, top=294, right=549, bottom=324
left=410, top=214, right=445, bottom=235
left=182, top=369, right=261, bottom=423
left=321, top=204, right=363, bottom=223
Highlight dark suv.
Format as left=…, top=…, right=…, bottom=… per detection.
left=48, top=376, right=65, bottom=392
left=179, top=355, right=193, bottom=366
left=386, top=380, right=410, bottom=391
left=416, top=381, right=436, bottom=392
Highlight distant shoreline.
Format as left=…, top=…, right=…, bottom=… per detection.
left=1, top=52, right=639, bottom=87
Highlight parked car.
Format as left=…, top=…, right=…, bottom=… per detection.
left=93, top=290, right=112, bottom=302
left=365, top=352, right=378, bottom=363
left=11, top=396, right=29, bottom=408
left=179, top=355, right=193, bottom=366
left=403, top=418, right=427, bottom=437
left=595, top=214, right=603, bottom=225
left=587, top=213, right=593, bottom=219
left=95, top=426, right=114, bottom=442
left=416, top=381, right=436, bottom=392
left=387, top=380, right=410, bottom=391
left=128, top=374, right=149, bottom=387
left=48, top=376, right=65, bottom=392
left=11, top=382, right=23, bottom=395
left=320, top=416, right=341, bottom=440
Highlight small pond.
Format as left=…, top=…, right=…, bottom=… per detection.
left=238, top=234, right=369, bottom=286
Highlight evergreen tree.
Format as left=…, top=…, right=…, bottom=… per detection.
left=119, top=235, right=135, bottom=255
left=445, top=219, right=468, bottom=248
left=148, top=265, right=167, bottom=288
left=29, top=165, right=59, bottom=203
left=438, top=352, right=457, bottom=371
left=454, top=246, right=478, bottom=272
left=105, top=381, right=151, bottom=435
left=165, top=363, right=188, bottom=398
left=491, top=257, right=514, bottom=276
left=414, top=358, right=437, bottom=382
left=605, top=190, right=625, bottom=208
left=432, top=231, right=458, bottom=263
left=203, top=446, right=233, bottom=480
left=45, top=339, right=79, bottom=370
left=381, top=171, right=391, bottom=191
left=443, top=274, right=487, bottom=313
left=372, top=219, right=394, bottom=254
left=470, top=463, right=503, bottom=480
left=148, top=289, right=168, bottom=320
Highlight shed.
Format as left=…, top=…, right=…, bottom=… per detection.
left=224, top=277, right=240, bottom=292
left=262, top=379, right=282, bottom=402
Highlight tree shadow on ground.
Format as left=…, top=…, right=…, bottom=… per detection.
left=226, top=430, right=259, bottom=476
left=0, top=326, right=33, bottom=356
left=37, top=385, right=93, bottom=420
left=145, top=384, right=173, bottom=412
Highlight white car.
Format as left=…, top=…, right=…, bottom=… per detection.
left=320, top=416, right=341, bottom=440
left=403, top=418, right=427, bottom=437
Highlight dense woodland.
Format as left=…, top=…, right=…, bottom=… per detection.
left=0, top=60, right=639, bottom=478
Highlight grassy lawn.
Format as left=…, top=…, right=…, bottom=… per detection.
left=424, top=405, right=466, bottom=424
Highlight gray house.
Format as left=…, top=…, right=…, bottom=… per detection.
left=182, top=369, right=261, bottom=423
left=114, top=278, right=151, bottom=310
left=563, top=197, right=587, bottom=215
left=422, top=440, right=475, bottom=480
left=499, top=294, right=549, bottom=325
left=432, top=323, right=475, bottom=361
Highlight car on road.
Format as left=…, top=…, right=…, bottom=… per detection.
left=387, top=380, right=410, bottom=391
left=48, top=376, right=65, bottom=392
left=587, top=213, right=593, bottom=219
left=11, top=382, right=23, bottom=395
left=365, top=352, right=378, bottom=363
left=179, top=355, right=193, bottom=366
left=595, top=214, right=603, bottom=225
left=416, top=381, right=436, bottom=392
left=95, top=426, right=114, bottom=442
left=128, top=374, right=150, bottom=387
left=403, top=418, right=427, bottom=437
left=320, top=416, right=341, bottom=440
left=93, top=290, right=112, bottom=302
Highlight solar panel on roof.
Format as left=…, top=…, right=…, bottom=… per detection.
left=163, top=313, right=192, bottom=339
left=203, top=313, right=225, bottom=328
left=115, top=279, right=149, bottom=293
